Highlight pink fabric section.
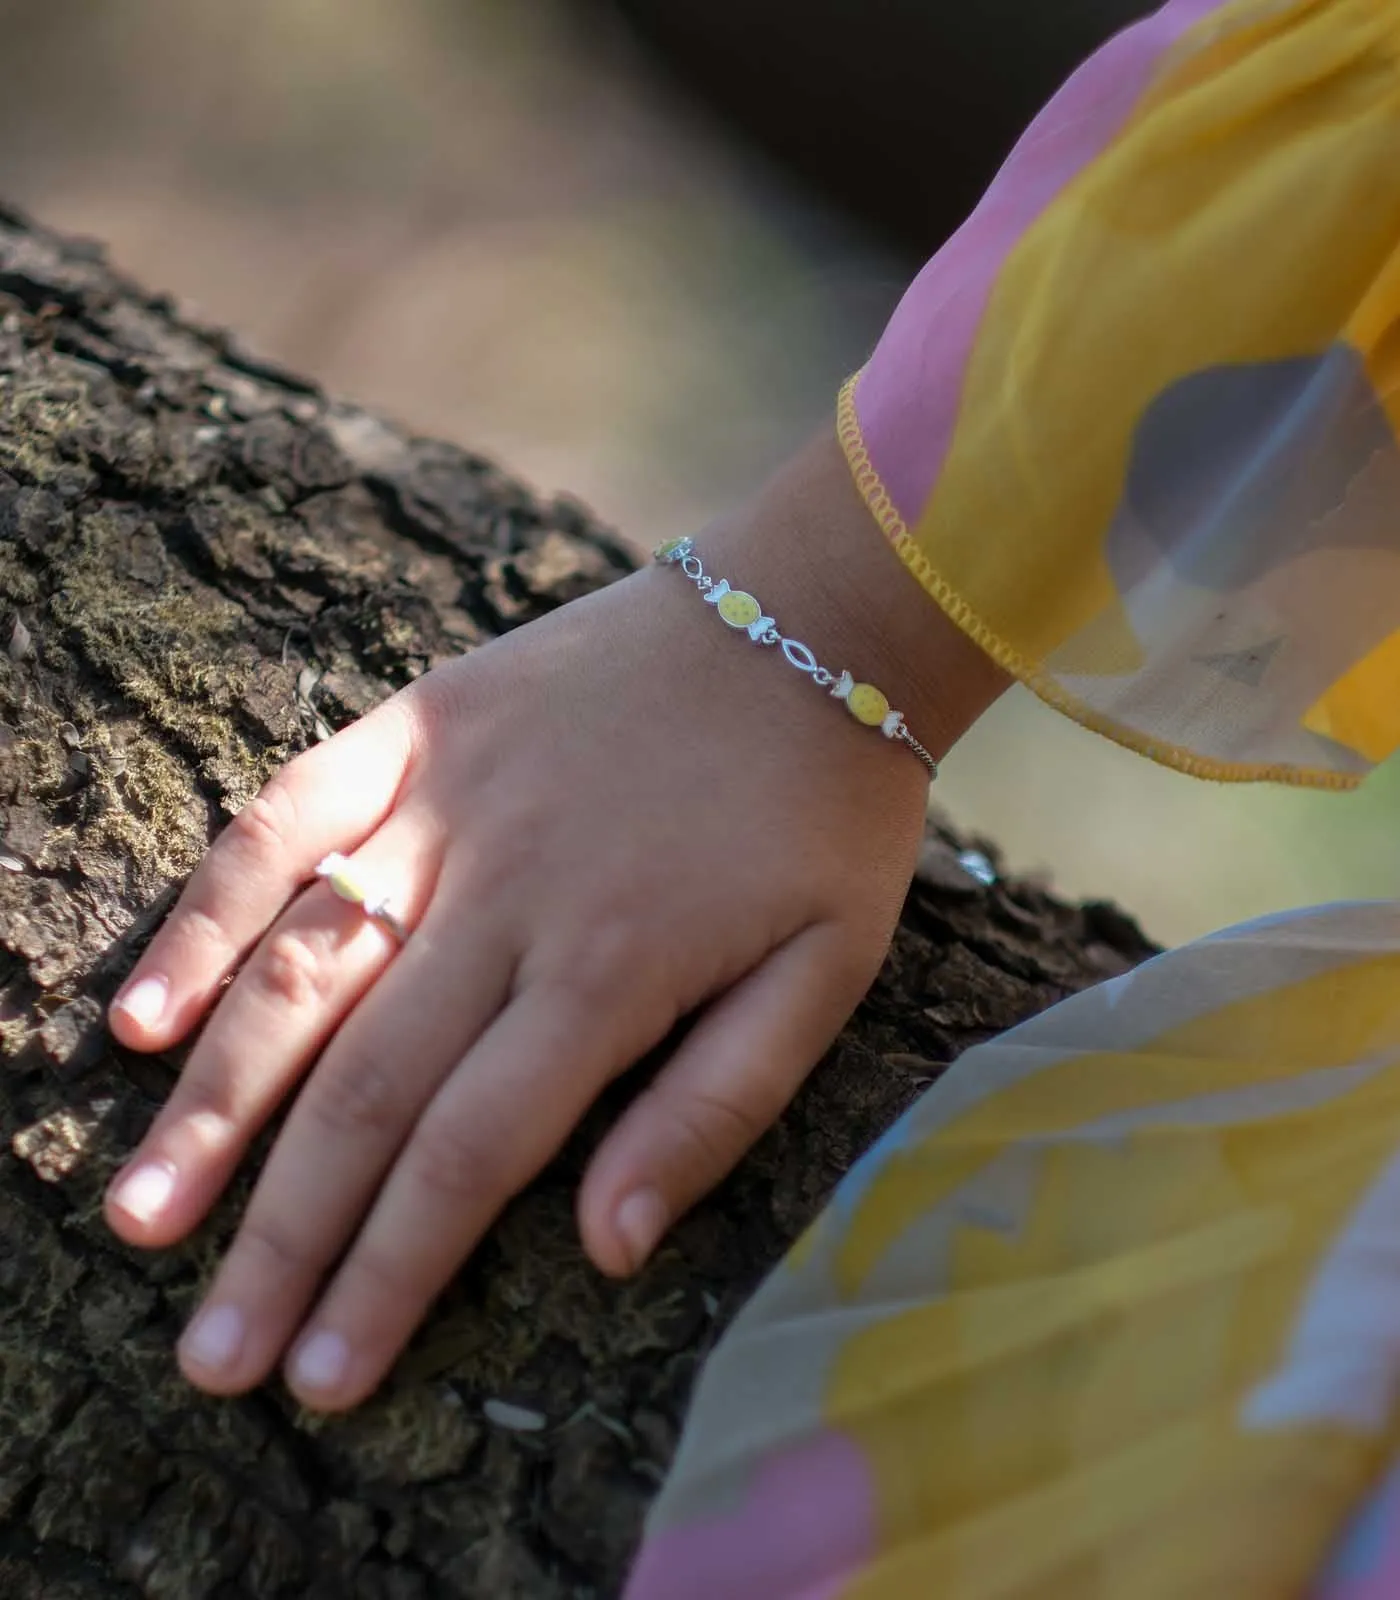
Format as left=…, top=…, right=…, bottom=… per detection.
left=855, top=0, right=1235, bottom=521
left=623, top=1428, right=876, bottom=1600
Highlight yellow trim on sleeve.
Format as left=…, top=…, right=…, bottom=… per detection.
left=836, top=373, right=1362, bottom=792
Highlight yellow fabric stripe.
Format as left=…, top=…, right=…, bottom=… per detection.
left=838, top=0, right=1400, bottom=787
left=833, top=948, right=1400, bottom=1294
left=839, top=1421, right=1374, bottom=1599
left=829, top=1060, right=1400, bottom=1596
left=837, top=376, right=1362, bottom=789
left=917, top=0, right=1400, bottom=666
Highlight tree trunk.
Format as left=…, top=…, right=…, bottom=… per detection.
left=0, top=207, right=1156, bottom=1600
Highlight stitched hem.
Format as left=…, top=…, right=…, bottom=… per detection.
left=836, top=372, right=1363, bottom=792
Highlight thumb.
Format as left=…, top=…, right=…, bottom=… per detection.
left=578, top=920, right=884, bottom=1277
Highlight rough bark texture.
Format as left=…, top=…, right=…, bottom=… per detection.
left=0, top=206, right=1157, bottom=1600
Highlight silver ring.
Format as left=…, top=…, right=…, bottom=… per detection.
left=315, top=853, right=409, bottom=944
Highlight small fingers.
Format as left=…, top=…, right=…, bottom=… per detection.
left=578, top=921, right=882, bottom=1278
left=276, top=983, right=665, bottom=1410
left=105, top=813, right=441, bottom=1251
left=170, top=901, right=517, bottom=1397
left=108, top=698, right=417, bottom=1052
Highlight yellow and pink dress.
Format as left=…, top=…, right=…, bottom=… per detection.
left=624, top=3, right=1400, bottom=1595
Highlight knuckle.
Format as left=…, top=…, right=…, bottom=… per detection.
left=256, top=928, right=336, bottom=1010
left=457, top=819, right=540, bottom=907
left=663, top=1087, right=766, bottom=1174
left=542, top=918, right=642, bottom=1008
left=226, top=780, right=298, bottom=865
left=163, top=1077, right=241, bottom=1137
left=406, top=1118, right=511, bottom=1208
left=339, top=1246, right=417, bottom=1300
left=236, top=1213, right=319, bottom=1277
left=171, top=903, right=238, bottom=968
left=398, top=671, right=468, bottom=761
left=307, top=1055, right=403, bottom=1139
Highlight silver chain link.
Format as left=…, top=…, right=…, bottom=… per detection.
left=657, top=537, right=938, bottom=781
left=896, top=727, right=938, bottom=773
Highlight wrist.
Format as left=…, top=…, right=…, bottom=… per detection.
left=696, top=429, right=1010, bottom=768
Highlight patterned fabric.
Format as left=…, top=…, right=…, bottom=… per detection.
left=627, top=905, right=1400, bottom=1599
left=841, top=0, right=1400, bottom=788
left=1317, top=1455, right=1400, bottom=1598
left=622, top=4, right=1400, bottom=1596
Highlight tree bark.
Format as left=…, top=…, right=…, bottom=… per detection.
left=0, top=206, right=1156, bottom=1600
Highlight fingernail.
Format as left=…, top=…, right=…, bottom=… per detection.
left=109, top=1160, right=177, bottom=1225
left=181, top=1305, right=245, bottom=1373
left=615, top=1187, right=668, bottom=1272
left=114, top=975, right=168, bottom=1030
left=290, top=1330, right=349, bottom=1393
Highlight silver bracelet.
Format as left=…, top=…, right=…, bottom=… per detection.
left=653, top=536, right=938, bottom=779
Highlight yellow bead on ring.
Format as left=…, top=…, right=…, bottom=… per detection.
left=846, top=683, right=890, bottom=727
left=317, top=852, right=368, bottom=905
left=654, top=536, right=688, bottom=561
left=716, top=591, right=762, bottom=630
left=329, top=868, right=367, bottom=905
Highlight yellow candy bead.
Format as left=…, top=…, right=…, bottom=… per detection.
left=717, top=591, right=761, bottom=629
left=329, top=868, right=367, bottom=904
left=316, top=853, right=367, bottom=904
left=846, top=683, right=890, bottom=727
left=654, top=536, right=687, bottom=561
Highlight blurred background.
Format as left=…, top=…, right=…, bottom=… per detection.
left=0, top=0, right=1395, bottom=947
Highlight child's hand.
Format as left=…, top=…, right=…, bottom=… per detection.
left=103, top=433, right=1007, bottom=1410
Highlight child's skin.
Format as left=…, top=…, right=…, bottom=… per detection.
left=103, top=428, right=1010, bottom=1411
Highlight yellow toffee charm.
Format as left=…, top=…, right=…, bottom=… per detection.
left=313, top=852, right=409, bottom=943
